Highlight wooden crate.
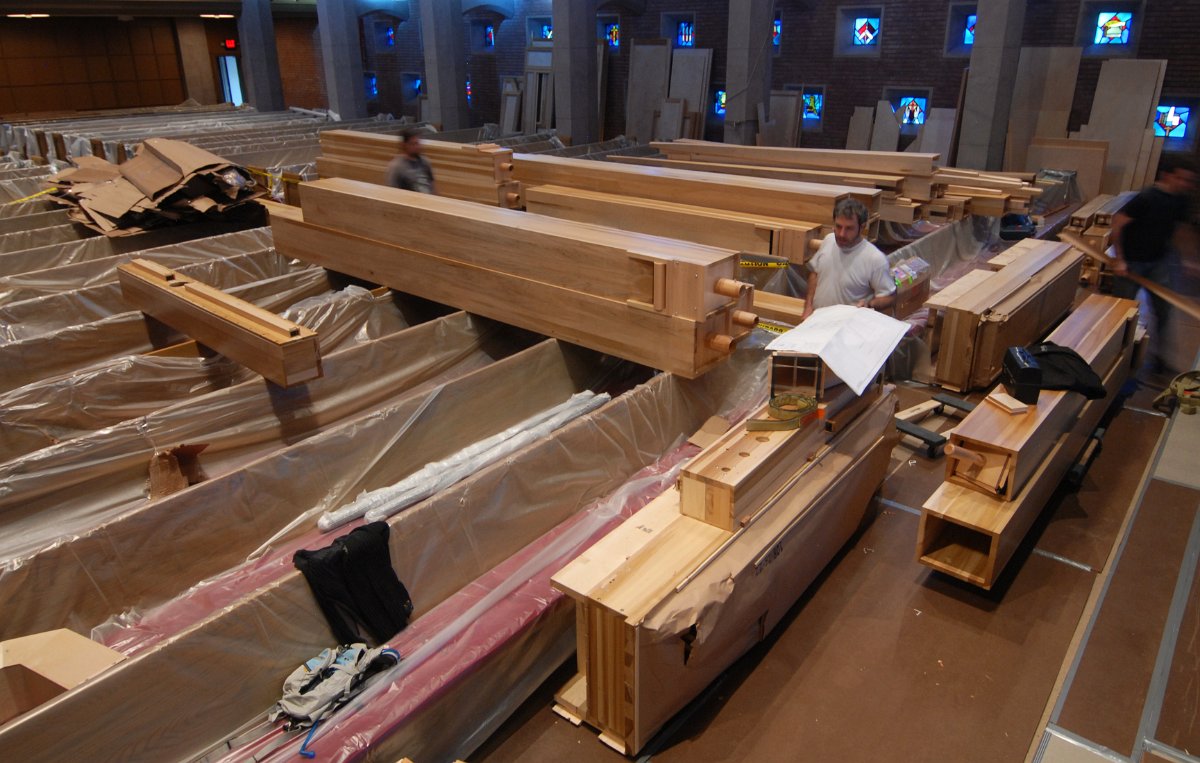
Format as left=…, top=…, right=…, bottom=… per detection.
left=552, top=389, right=897, bottom=754
left=918, top=294, right=1138, bottom=588
left=931, top=241, right=1084, bottom=391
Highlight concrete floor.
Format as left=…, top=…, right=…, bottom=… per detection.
left=473, top=249, right=1200, bottom=762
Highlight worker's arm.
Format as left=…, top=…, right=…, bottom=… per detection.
left=857, top=291, right=896, bottom=310
left=1109, top=211, right=1131, bottom=275
left=802, top=270, right=818, bottom=320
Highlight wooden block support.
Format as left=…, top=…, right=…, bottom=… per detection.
left=117, top=258, right=322, bottom=387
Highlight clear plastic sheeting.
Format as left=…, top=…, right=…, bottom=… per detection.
left=0, top=235, right=114, bottom=279
left=0, top=226, right=274, bottom=306
left=319, top=390, right=613, bottom=531
left=0, top=198, right=56, bottom=219
left=0, top=223, right=92, bottom=255
left=0, top=286, right=412, bottom=462
left=0, top=343, right=771, bottom=762
left=240, top=446, right=697, bottom=763
left=0, top=313, right=518, bottom=639
left=0, top=247, right=290, bottom=342
left=0, top=266, right=330, bottom=395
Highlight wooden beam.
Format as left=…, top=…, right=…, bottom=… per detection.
left=510, top=153, right=866, bottom=224
left=1060, top=231, right=1200, bottom=322
left=117, top=259, right=321, bottom=387
left=268, top=203, right=750, bottom=379
left=524, top=184, right=825, bottom=264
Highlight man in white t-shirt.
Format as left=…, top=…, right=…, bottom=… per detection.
left=801, top=198, right=895, bottom=321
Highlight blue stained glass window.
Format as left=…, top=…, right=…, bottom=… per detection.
left=897, top=97, right=926, bottom=125
left=677, top=21, right=694, bottom=47
left=802, top=93, right=823, bottom=120
left=1154, top=105, right=1190, bottom=139
left=773, top=17, right=782, bottom=47
left=714, top=90, right=726, bottom=117
left=465, top=77, right=472, bottom=104
left=365, top=74, right=378, bottom=98
left=484, top=24, right=494, bottom=48
left=539, top=24, right=553, bottom=40
left=964, top=14, right=976, bottom=45
left=854, top=17, right=879, bottom=45
left=1095, top=12, right=1132, bottom=45
left=606, top=23, right=620, bottom=48
left=385, top=26, right=395, bottom=47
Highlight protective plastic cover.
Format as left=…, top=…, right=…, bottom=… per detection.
left=0, top=285, right=412, bottom=461
left=0, top=332, right=770, bottom=762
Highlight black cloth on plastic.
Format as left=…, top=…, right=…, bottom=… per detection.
left=1027, top=342, right=1107, bottom=399
left=293, top=521, right=413, bottom=645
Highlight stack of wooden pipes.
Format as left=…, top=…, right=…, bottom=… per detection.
left=625, top=139, right=1043, bottom=223
left=316, top=129, right=518, bottom=206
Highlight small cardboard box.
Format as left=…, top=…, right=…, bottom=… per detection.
left=0, top=629, right=124, bottom=726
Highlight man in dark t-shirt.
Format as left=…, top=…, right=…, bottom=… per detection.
left=1111, top=154, right=1196, bottom=371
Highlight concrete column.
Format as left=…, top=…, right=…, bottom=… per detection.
left=957, top=0, right=1027, bottom=170
left=418, top=0, right=469, bottom=130
left=552, top=0, right=598, bottom=146
left=724, top=0, right=774, bottom=145
left=174, top=19, right=218, bottom=105
left=238, top=0, right=286, bottom=111
left=316, top=0, right=368, bottom=120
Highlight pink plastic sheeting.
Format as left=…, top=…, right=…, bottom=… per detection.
left=223, top=445, right=698, bottom=763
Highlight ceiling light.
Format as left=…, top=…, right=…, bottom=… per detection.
left=200, top=14, right=235, bottom=19
left=6, top=13, right=50, bottom=18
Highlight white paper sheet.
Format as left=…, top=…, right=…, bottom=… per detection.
left=765, top=305, right=908, bottom=395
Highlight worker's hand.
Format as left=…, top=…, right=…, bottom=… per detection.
left=1111, top=257, right=1128, bottom=276
left=855, top=298, right=871, bottom=308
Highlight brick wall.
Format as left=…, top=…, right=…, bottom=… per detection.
left=354, top=0, right=1198, bottom=157
left=276, top=17, right=326, bottom=110
left=0, top=18, right=184, bottom=115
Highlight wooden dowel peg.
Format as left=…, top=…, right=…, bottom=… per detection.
left=714, top=278, right=751, bottom=299
left=731, top=310, right=758, bottom=328
left=707, top=334, right=735, bottom=353
left=944, top=443, right=985, bottom=467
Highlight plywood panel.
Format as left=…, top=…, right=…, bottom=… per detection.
left=869, top=100, right=899, bottom=151
left=846, top=105, right=874, bottom=150
left=626, top=40, right=671, bottom=144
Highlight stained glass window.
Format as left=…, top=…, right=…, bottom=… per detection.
left=803, top=93, right=823, bottom=120
left=1154, top=105, right=1190, bottom=139
left=385, top=26, right=395, bottom=47
left=714, top=90, right=726, bottom=117
left=606, top=23, right=620, bottom=48
left=773, top=16, right=782, bottom=47
left=898, top=97, right=926, bottom=126
left=484, top=24, right=495, bottom=48
left=465, top=77, right=472, bottom=105
left=1095, top=12, right=1132, bottom=45
left=677, top=21, right=694, bottom=47
left=365, top=74, right=378, bottom=98
left=854, top=17, right=879, bottom=46
left=539, top=23, right=553, bottom=40
left=964, top=14, right=976, bottom=45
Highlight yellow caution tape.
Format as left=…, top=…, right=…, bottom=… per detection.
left=4, top=187, right=55, bottom=205
left=756, top=321, right=790, bottom=335
left=738, top=260, right=791, bottom=269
